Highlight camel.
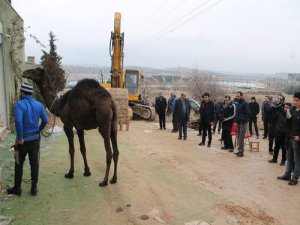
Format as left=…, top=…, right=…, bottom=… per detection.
left=22, top=67, right=119, bottom=187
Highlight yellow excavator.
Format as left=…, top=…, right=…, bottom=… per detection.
left=103, top=12, right=156, bottom=120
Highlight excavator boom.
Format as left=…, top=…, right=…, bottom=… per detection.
left=108, top=12, right=156, bottom=121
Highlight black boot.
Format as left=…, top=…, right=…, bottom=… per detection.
left=31, top=184, right=37, bottom=196
left=7, top=186, right=22, bottom=196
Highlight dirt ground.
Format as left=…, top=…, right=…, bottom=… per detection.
left=1, top=120, right=300, bottom=225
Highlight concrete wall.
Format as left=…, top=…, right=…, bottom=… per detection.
left=0, top=0, right=25, bottom=129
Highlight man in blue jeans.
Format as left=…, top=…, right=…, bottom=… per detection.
left=7, top=83, right=48, bottom=196
left=277, top=92, right=300, bottom=185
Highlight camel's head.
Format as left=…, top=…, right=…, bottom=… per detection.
left=22, top=67, right=46, bottom=84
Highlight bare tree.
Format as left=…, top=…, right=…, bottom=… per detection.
left=187, top=68, right=225, bottom=101
left=140, top=76, right=155, bottom=105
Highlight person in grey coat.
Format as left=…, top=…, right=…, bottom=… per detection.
left=174, top=93, right=190, bottom=140
left=234, top=91, right=251, bottom=157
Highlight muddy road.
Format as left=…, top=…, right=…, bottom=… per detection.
left=1, top=121, right=300, bottom=225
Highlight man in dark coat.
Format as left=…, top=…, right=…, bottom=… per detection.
left=167, top=93, right=179, bottom=132
left=234, top=91, right=251, bottom=157
left=198, top=93, right=215, bottom=147
left=174, top=93, right=190, bottom=140
left=213, top=97, right=224, bottom=134
left=262, top=96, right=272, bottom=138
left=267, top=101, right=278, bottom=155
left=277, top=92, right=300, bottom=186
left=248, top=96, right=260, bottom=138
left=221, top=95, right=236, bottom=152
left=155, top=92, right=167, bottom=129
left=269, top=102, right=291, bottom=165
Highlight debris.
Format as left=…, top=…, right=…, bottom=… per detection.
left=144, top=130, right=152, bottom=133
left=59, top=209, right=69, bottom=213
left=226, top=215, right=239, bottom=224
left=149, top=152, right=156, bottom=155
left=116, top=207, right=124, bottom=213
left=148, top=208, right=165, bottom=224
left=0, top=215, right=9, bottom=222
left=140, top=215, right=149, bottom=220
left=184, top=220, right=210, bottom=225
left=52, top=126, right=63, bottom=134
left=152, top=216, right=165, bottom=224
left=126, top=204, right=131, bottom=207
left=0, top=215, right=14, bottom=225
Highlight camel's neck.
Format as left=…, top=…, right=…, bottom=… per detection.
left=39, top=83, right=61, bottom=117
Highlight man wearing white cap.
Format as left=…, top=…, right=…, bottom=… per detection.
left=7, top=82, right=48, bottom=196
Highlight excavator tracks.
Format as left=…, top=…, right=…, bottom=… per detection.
left=130, top=103, right=156, bottom=121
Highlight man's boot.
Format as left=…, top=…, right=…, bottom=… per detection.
left=31, top=182, right=37, bottom=196
left=7, top=186, right=22, bottom=196
left=8, top=165, right=22, bottom=196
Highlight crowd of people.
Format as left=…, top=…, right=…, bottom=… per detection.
left=155, top=91, right=300, bottom=186
left=6, top=85, right=300, bottom=197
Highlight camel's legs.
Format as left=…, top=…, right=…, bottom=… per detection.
left=110, top=118, right=119, bottom=184
left=77, top=130, right=91, bottom=176
left=64, top=126, right=75, bottom=179
left=98, top=125, right=112, bottom=187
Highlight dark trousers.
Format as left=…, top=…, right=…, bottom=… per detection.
left=284, top=138, right=300, bottom=180
left=178, top=120, right=187, bottom=138
left=159, top=113, right=166, bottom=129
left=263, top=119, right=269, bottom=137
left=172, top=113, right=178, bottom=131
left=14, top=139, right=40, bottom=188
left=269, top=135, right=275, bottom=153
left=237, top=122, right=248, bottom=153
left=198, top=120, right=202, bottom=135
left=222, top=121, right=234, bottom=149
left=213, top=116, right=222, bottom=133
left=273, top=134, right=286, bottom=162
left=201, top=123, right=212, bottom=144
left=249, top=117, right=259, bottom=136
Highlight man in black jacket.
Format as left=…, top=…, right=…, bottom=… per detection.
left=213, top=97, right=223, bottom=134
left=248, top=96, right=260, bottom=138
left=199, top=93, right=215, bottom=147
left=277, top=92, right=300, bottom=185
left=155, top=92, right=167, bottom=130
left=262, top=96, right=272, bottom=139
left=221, top=95, right=236, bottom=152
left=267, top=101, right=278, bottom=155
left=174, top=93, right=190, bottom=140
left=234, top=91, right=251, bottom=157
left=269, top=102, right=291, bottom=165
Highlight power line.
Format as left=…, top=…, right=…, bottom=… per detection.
left=126, top=0, right=169, bottom=41
left=126, top=0, right=212, bottom=51
left=127, top=0, right=224, bottom=53
left=127, top=0, right=187, bottom=45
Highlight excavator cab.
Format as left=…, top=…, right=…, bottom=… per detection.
left=124, top=69, right=140, bottom=102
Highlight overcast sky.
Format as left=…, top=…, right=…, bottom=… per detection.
left=11, top=0, right=300, bottom=74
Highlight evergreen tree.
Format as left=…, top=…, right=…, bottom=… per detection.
left=40, top=31, right=66, bottom=93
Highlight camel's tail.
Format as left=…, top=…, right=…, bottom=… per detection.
left=111, top=100, right=118, bottom=137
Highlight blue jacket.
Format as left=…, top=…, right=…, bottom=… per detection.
left=169, top=97, right=178, bottom=113
left=14, top=96, right=48, bottom=142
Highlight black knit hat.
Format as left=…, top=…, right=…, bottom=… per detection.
left=294, top=92, right=300, bottom=99
left=251, top=96, right=256, bottom=100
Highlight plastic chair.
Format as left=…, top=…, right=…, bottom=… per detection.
left=221, top=122, right=237, bottom=147
left=231, top=122, right=238, bottom=147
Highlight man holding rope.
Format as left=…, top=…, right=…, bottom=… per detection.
left=7, top=83, right=48, bottom=196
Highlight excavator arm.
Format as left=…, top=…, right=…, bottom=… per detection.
left=110, top=12, right=124, bottom=88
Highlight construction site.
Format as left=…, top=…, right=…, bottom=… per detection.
left=1, top=1, right=300, bottom=225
